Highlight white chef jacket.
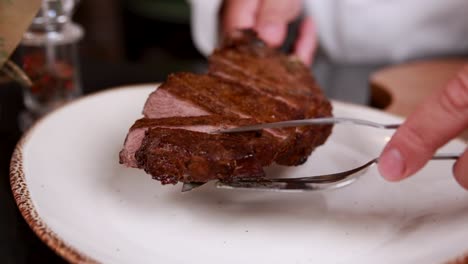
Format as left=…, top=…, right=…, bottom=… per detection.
left=188, top=0, right=468, bottom=64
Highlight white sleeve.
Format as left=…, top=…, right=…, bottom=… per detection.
left=187, top=0, right=223, bottom=57
left=304, top=0, right=468, bottom=63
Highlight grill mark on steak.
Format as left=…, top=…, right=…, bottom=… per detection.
left=169, top=73, right=306, bottom=138
left=210, top=44, right=317, bottom=96
left=146, top=72, right=303, bottom=141
left=162, top=73, right=305, bottom=122
left=208, top=70, right=296, bottom=108
left=210, top=45, right=325, bottom=112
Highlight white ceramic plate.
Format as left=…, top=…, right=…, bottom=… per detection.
left=10, top=85, right=468, bottom=264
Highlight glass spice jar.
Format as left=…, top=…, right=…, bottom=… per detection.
left=18, top=0, right=83, bottom=116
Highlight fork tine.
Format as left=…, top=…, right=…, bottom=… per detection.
left=216, top=175, right=361, bottom=192
left=216, top=159, right=376, bottom=191
left=181, top=182, right=206, bottom=192
left=226, top=159, right=377, bottom=184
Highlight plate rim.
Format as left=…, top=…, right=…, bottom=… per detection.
left=9, top=84, right=468, bottom=264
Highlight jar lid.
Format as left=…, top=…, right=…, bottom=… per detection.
left=21, top=22, right=83, bottom=46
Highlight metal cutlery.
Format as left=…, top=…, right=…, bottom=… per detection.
left=215, top=153, right=460, bottom=192
left=215, top=117, right=400, bottom=133
left=181, top=117, right=459, bottom=192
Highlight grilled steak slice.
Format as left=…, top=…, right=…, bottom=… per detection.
left=119, top=116, right=260, bottom=168
left=209, top=30, right=325, bottom=105
left=135, top=128, right=278, bottom=184
left=145, top=72, right=303, bottom=138
left=120, top=30, right=333, bottom=184
left=144, top=73, right=303, bottom=121
left=209, top=30, right=332, bottom=165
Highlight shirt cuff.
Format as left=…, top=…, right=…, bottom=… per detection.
left=187, top=0, right=223, bottom=56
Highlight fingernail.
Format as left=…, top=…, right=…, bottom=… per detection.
left=257, top=23, right=282, bottom=45
left=378, top=148, right=405, bottom=181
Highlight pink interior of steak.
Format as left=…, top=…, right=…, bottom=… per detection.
left=143, top=88, right=210, bottom=118
left=119, top=116, right=260, bottom=167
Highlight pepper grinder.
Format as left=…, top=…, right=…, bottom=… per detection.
left=18, top=0, right=83, bottom=129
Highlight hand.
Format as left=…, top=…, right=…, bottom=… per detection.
left=222, top=0, right=317, bottom=65
left=378, top=65, right=468, bottom=189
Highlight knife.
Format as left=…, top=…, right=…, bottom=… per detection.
left=215, top=117, right=400, bottom=133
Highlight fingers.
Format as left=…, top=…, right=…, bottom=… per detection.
left=255, top=0, right=302, bottom=47
left=293, top=16, right=317, bottom=65
left=454, top=149, right=468, bottom=190
left=222, top=0, right=260, bottom=34
left=222, top=0, right=316, bottom=63
left=378, top=66, right=468, bottom=181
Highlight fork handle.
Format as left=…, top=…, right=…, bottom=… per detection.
left=377, top=153, right=460, bottom=162
left=430, top=153, right=460, bottom=160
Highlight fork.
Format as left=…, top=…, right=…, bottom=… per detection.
left=215, top=153, right=460, bottom=192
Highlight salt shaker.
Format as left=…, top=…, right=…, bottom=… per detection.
left=18, top=0, right=83, bottom=118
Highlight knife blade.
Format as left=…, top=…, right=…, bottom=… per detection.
left=215, top=117, right=400, bottom=133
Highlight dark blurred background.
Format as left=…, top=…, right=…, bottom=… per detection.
left=71, top=0, right=374, bottom=102
left=79, top=0, right=197, bottom=61
left=75, top=0, right=207, bottom=85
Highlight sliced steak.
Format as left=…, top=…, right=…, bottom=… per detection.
left=119, top=116, right=260, bottom=168
left=209, top=30, right=333, bottom=165
left=144, top=73, right=304, bottom=122
left=120, top=30, right=333, bottom=184
left=135, top=127, right=279, bottom=184
left=139, top=73, right=307, bottom=162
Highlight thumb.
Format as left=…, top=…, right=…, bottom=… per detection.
left=378, top=66, right=468, bottom=181
left=453, top=149, right=468, bottom=190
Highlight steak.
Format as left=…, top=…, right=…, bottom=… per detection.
left=209, top=30, right=332, bottom=165
left=119, top=30, right=333, bottom=184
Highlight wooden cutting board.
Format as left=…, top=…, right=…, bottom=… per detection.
left=370, top=58, right=468, bottom=141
